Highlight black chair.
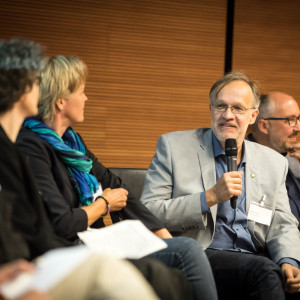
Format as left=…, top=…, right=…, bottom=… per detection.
left=108, top=168, right=147, bottom=202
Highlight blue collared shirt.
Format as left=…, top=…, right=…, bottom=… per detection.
left=200, top=134, right=299, bottom=267
left=201, top=134, right=256, bottom=252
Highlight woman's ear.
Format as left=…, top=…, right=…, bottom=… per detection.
left=56, top=98, right=65, bottom=112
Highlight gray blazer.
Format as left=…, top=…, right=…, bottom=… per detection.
left=141, top=128, right=300, bottom=263
left=287, top=155, right=300, bottom=191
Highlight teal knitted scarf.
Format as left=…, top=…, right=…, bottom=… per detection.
left=23, top=118, right=99, bottom=206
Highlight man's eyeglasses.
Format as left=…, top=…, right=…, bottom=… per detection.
left=212, top=103, right=256, bottom=115
left=264, top=116, right=300, bottom=127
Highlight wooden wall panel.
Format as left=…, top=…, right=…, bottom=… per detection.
left=233, top=0, right=300, bottom=99
left=0, top=0, right=226, bottom=168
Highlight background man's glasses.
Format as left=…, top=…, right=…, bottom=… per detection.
left=264, top=116, right=300, bottom=127
left=212, top=103, right=256, bottom=115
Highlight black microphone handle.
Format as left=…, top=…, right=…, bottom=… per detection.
left=230, top=195, right=238, bottom=209
left=226, top=156, right=237, bottom=209
left=226, top=156, right=237, bottom=172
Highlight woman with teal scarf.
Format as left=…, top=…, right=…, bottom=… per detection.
left=19, top=56, right=131, bottom=233
left=18, top=55, right=171, bottom=240
left=17, top=55, right=218, bottom=300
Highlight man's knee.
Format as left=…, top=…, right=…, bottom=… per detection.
left=204, top=250, right=285, bottom=300
left=164, top=236, right=204, bottom=255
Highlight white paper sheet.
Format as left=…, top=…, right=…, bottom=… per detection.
left=78, top=220, right=168, bottom=259
left=1, top=246, right=91, bottom=300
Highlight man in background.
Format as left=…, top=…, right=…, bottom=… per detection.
left=249, top=91, right=300, bottom=229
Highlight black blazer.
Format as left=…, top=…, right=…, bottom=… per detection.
left=0, top=126, right=70, bottom=262
left=17, top=127, right=163, bottom=241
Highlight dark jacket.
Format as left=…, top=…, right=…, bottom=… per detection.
left=17, top=127, right=163, bottom=241
left=0, top=190, right=30, bottom=264
left=0, top=126, right=70, bottom=262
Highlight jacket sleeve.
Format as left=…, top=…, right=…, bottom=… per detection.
left=1, top=131, right=70, bottom=260
left=17, top=129, right=88, bottom=241
left=263, top=157, right=300, bottom=263
left=140, top=134, right=206, bottom=233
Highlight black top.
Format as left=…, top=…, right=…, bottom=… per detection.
left=0, top=189, right=30, bottom=264
left=17, top=127, right=163, bottom=241
left=0, top=126, right=70, bottom=263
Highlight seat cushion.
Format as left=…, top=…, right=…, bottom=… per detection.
left=108, top=168, right=147, bottom=203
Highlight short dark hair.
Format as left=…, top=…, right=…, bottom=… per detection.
left=252, top=93, right=274, bottom=132
left=0, top=38, right=45, bottom=113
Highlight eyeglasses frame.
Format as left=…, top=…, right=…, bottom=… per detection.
left=264, top=116, right=300, bottom=127
left=211, top=104, right=257, bottom=115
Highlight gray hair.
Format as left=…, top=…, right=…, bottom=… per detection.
left=0, top=38, right=45, bottom=113
left=209, top=71, right=260, bottom=108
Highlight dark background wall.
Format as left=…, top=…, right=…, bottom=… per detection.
left=1, top=0, right=300, bottom=168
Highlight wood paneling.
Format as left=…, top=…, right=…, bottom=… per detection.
left=0, top=0, right=226, bottom=168
left=233, top=0, right=300, bottom=99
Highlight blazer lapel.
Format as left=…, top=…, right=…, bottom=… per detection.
left=245, top=141, right=261, bottom=234
left=197, top=129, right=218, bottom=220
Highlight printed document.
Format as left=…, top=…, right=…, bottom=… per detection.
left=78, top=220, right=168, bottom=259
left=1, top=246, right=91, bottom=299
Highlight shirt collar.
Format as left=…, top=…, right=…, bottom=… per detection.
left=212, top=133, right=247, bottom=164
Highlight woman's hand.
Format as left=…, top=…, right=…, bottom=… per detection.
left=153, top=228, right=173, bottom=239
left=102, top=188, right=128, bottom=212
left=81, top=187, right=128, bottom=225
left=0, top=260, right=52, bottom=300
left=0, top=260, right=35, bottom=285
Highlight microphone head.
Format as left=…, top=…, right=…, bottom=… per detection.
left=225, top=138, right=237, bottom=156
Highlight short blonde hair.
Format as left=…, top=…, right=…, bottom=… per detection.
left=38, top=55, right=87, bottom=122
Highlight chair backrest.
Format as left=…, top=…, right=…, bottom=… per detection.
left=108, top=168, right=147, bottom=202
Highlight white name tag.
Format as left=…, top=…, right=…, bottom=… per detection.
left=248, top=202, right=272, bottom=226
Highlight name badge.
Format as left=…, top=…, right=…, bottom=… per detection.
left=248, top=195, right=272, bottom=226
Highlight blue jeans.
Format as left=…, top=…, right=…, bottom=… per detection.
left=147, top=237, right=218, bottom=300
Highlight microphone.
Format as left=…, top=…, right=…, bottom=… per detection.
left=225, top=138, right=238, bottom=209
